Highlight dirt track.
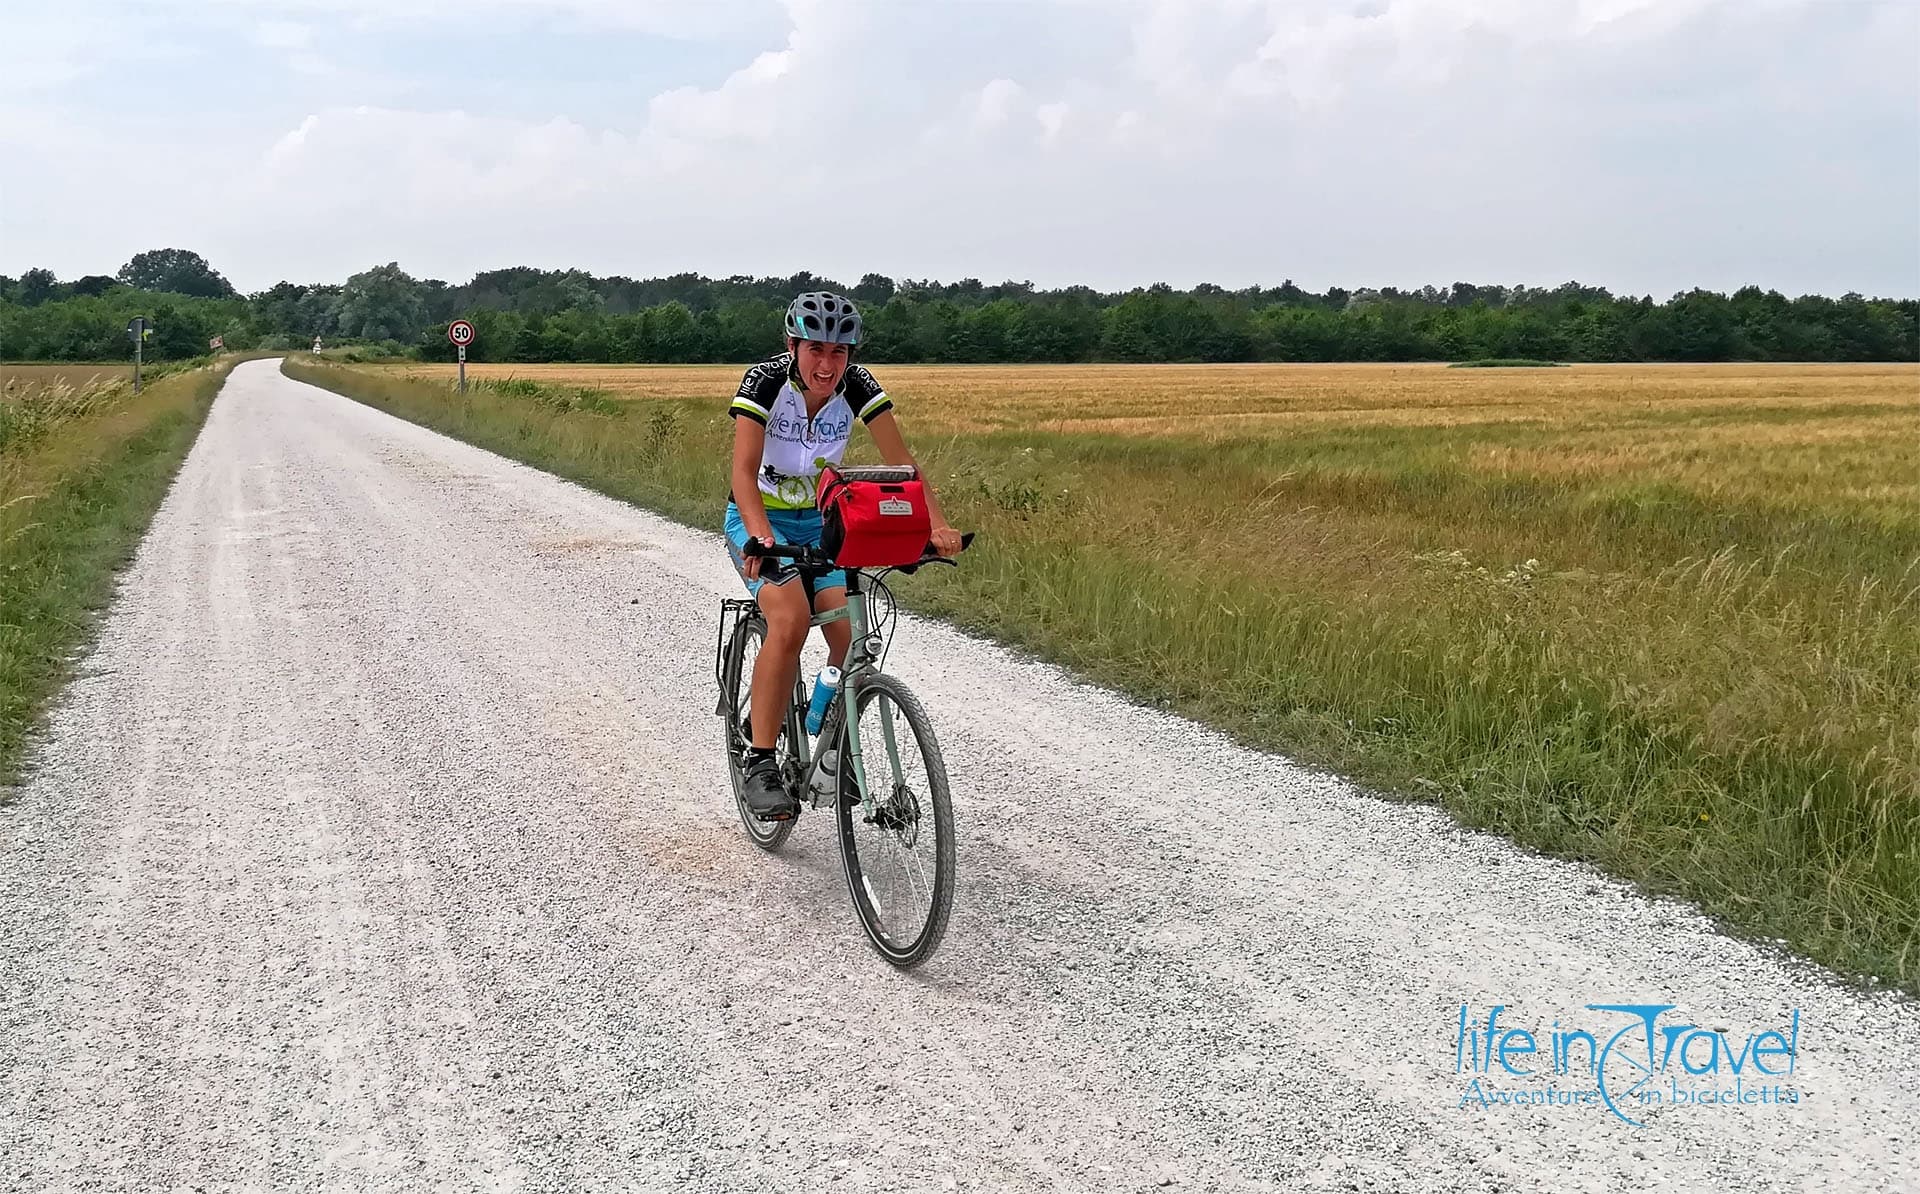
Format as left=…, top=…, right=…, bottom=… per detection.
left=1, top=360, right=1913, bottom=1192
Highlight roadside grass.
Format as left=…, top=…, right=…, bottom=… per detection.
left=0, top=357, right=249, bottom=789
left=289, top=356, right=1920, bottom=990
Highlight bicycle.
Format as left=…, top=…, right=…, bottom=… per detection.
left=713, top=506, right=971, bottom=969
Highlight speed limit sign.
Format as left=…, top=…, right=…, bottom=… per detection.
left=448, top=320, right=476, bottom=391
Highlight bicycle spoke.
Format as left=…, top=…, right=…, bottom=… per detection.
left=839, top=681, right=952, bottom=964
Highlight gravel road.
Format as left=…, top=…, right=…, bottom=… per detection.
left=1, top=360, right=1914, bottom=1192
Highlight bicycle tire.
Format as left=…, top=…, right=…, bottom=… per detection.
left=720, top=616, right=798, bottom=852
left=833, top=673, right=956, bottom=968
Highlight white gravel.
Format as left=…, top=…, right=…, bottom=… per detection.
left=0, top=359, right=1914, bottom=1192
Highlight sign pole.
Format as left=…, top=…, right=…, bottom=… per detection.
left=447, top=320, right=476, bottom=393
left=128, top=316, right=146, bottom=394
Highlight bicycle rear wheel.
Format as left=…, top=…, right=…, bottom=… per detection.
left=720, top=616, right=798, bottom=851
left=834, top=674, right=956, bottom=968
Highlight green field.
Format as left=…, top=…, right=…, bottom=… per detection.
left=0, top=359, right=240, bottom=785
left=288, top=357, right=1920, bottom=989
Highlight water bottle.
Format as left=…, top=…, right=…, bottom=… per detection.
left=809, top=747, right=840, bottom=802
left=804, top=665, right=841, bottom=737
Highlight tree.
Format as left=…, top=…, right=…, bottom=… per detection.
left=66, top=275, right=118, bottom=298
left=2, top=263, right=1914, bottom=367
left=146, top=300, right=219, bottom=360
left=294, top=285, right=343, bottom=338
left=861, top=299, right=919, bottom=363
left=1099, top=292, right=1166, bottom=361
left=851, top=273, right=897, bottom=307
left=1663, top=289, right=1746, bottom=361
left=16, top=268, right=57, bottom=307
left=251, top=282, right=311, bottom=336
left=116, top=248, right=237, bottom=298
left=649, top=301, right=702, bottom=362
left=334, top=263, right=427, bottom=342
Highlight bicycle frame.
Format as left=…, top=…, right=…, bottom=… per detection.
left=796, top=570, right=897, bottom=816
left=718, top=567, right=898, bottom=817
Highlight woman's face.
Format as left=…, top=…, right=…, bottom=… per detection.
left=790, top=337, right=852, bottom=398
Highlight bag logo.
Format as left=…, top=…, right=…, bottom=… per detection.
left=878, top=497, right=915, bottom=516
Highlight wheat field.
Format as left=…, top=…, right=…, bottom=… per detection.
left=333, top=357, right=1920, bottom=985
left=1, top=363, right=131, bottom=395
left=376, top=360, right=1919, bottom=508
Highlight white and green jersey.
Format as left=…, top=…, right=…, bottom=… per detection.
left=728, top=353, right=893, bottom=511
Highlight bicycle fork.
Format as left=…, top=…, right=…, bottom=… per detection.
left=807, top=594, right=899, bottom=821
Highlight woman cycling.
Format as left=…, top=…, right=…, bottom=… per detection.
left=725, top=292, right=962, bottom=820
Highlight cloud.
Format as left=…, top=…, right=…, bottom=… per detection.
left=193, top=0, right=780, bottom=38
left=3, top=0, right=1915, bottom=296
left=253, top=20, right=314, bottom=50
left=646, top=49, right=796, bottom=151
left=974, top=79, right=1025, bottom=130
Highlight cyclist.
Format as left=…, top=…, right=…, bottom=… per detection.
left=726, top=291, right=962, bottom=820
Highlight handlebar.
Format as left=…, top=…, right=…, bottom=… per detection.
left=742, top=532, right=975, bottom=575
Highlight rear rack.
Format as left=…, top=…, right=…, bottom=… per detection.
left=714, top=597, right=758, bottom=704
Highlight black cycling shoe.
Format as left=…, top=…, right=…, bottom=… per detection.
left=741, top=754, right=798, bottom=821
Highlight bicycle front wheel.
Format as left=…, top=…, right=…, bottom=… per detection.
left=834, top=673, right=956, bottom=968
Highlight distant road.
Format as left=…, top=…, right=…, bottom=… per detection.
left=1, top=360, right=1913, bottom=1192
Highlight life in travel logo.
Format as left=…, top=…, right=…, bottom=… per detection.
left=1454, top=1002, right=1804, bottom=1128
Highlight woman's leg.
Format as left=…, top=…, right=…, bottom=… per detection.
left=812, top=585, right=851, bottom=668
left=749, top=577, right=810, bottom=750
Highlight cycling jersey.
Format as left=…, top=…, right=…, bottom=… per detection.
left=728, top=353, right=893, bottom=511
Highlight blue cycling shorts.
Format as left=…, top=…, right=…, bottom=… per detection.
left=724, top=503, right=847, bottom=597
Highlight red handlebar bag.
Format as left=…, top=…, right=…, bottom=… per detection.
left=817, top=465, right=933, bottom=568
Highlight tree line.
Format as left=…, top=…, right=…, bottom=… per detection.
left=3, top=250, right=1914, bottom=364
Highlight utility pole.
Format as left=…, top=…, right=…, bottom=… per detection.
left=126, top=317, right=153, bottom=393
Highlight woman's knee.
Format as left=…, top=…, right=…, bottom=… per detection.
left=820, top=615, right=851, bottom=650
left=758, top=583, right=809, bottom=644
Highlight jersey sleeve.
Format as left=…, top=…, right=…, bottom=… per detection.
left=729, top=357, right=784, bottom=425
left=844, top=365, right=893, bottom=423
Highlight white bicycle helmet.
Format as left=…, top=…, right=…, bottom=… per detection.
left=784, top=291, right=864, bottom=345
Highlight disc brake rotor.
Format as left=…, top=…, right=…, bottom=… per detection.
left=869, top=781, right=922, bottom=847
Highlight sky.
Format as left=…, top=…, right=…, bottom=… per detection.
left=2, top=0, right=1916, bottom=298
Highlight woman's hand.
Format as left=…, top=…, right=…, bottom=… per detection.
left=865, top=409, right=959, bottom=557
left=930, top=523, right=963, bottom=557
left=742, top=535, right=774, bottom=581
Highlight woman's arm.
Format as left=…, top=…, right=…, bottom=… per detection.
left=730, top=417, right=776, bottom=579
left=865, top=409, right=962, bottom=556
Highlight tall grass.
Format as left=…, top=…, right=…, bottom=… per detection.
left=0, top=378, right=134, bottom=455
left=286, top=357, right=1920, bottom=990
left=0, top=359, right=244, bottom=786
left=284, top=360, right=715, bottom=525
